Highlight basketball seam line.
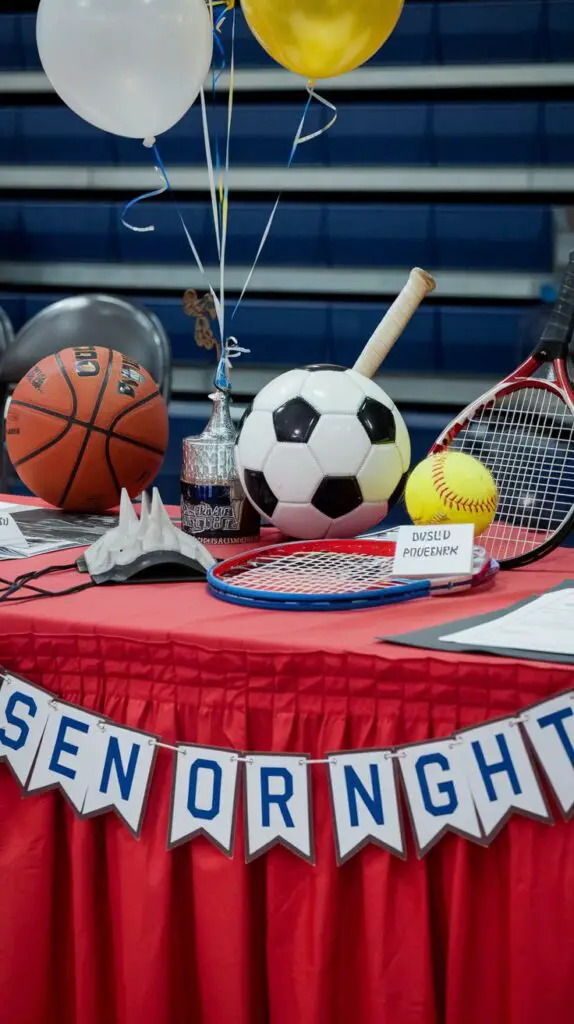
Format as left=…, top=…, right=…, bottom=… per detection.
left=58, top=349, right=115, bottom=507
left=431, top=452, right=497, bottom=515
left=10, top=397, right=165, bottom=465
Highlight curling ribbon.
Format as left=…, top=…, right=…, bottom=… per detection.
left=232, top=84, right=338, bottom=316
left=214, top=336, right=250, bottom=391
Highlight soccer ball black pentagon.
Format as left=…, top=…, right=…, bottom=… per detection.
left=235, top=366, right=411, bottom=539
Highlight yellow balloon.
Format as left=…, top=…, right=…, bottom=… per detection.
left=241, top=0, right=405, bottom=80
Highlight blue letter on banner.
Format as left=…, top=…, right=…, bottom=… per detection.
left=48, top=716, right=90, bottom=780
left=100, top=737, right=141, bottom=801
left=0, top=692, right=37, bottom=750
left=187, top=758, right=222, bottom=821
left=261, top=767, right=294, bottom=827
left=415, top=752, right=458, bottom=816
left=471, top=733, right=522, bottom=802
left=344, top=763, right=384, bottom=827
left=538, top=707, right=574, bottom=767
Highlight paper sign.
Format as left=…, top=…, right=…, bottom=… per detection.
left=0, top=512, right=28, bottom=551
left=392, top=524, right=474, bottom=577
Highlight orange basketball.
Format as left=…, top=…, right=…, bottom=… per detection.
left=6, top=346, right=169, bottom=512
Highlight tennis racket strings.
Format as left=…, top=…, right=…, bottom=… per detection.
left=448, top=387, right=574, bottom=561
left=433, top=253, right=574, bottom=567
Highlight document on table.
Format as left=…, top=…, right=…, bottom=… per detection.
left=440, top=588, right=574, bottom=657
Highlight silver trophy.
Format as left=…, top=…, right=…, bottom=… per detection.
left=181, top=388, right=260, bottom=543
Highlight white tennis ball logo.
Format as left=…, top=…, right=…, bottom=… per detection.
left=405, top=451, right=497, bottom=538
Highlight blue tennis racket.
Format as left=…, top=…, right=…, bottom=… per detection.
left=207, top=538, right=498, bottom=611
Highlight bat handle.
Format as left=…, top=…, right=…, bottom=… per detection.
left=353, top=267, right=436, bottom=379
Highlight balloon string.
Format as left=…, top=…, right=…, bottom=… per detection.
left=231, top=85, right=338, bottom=318
left=218, top=3, right=236, bottom=348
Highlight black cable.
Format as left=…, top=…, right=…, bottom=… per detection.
left=0, top=562, right=94, bottom=604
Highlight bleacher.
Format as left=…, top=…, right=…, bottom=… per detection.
left=0, top=1, right=573, bottom=509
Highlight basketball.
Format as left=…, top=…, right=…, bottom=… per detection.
left=6, top=346, right=169, bottom=513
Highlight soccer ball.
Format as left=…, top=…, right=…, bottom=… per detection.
left=235, top=364, right=411, bottom=539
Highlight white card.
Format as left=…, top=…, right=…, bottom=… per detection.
left=327, top=750, right=404, bottom=862
left=0, top=675, right=51, bottom=786
left=245, top=754, right=313, bottom=863
left=399, top=738, right=482, bottom=855
left=458, top=718, right=549, bottom=839
left=392, top=524, right=474, bottom=577
left=27, top=702, right=100, bottom=812
left=83, top=722, right=157, bottom=837
left=522, top=693, right=574, bottom=816
left=0, top=512, right=28, bottom=550
left=168, top=745, right=240, bottom=854
left=440, top=589, right=574, bottom=657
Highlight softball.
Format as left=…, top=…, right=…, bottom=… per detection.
left=405, top=451, right=498, bottom=537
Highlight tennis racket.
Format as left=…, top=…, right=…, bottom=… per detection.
left=354, top=267, right=436, bottom=378
left=207, top=538, right=499, bottom=611
left=430, top=252, right=574, bottom=569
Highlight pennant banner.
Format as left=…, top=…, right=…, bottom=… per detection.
left=1, top=669, right=573, bottom=862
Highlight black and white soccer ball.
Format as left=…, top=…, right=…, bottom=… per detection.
left=235, top=365, right=411, bottom=539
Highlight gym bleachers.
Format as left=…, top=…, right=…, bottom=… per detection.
left=0, top=199, right=554, bottom=272
left=0, top=1, right=573, bottom=510
left=1, top=3, right=573, bottom=70
left=1, top=102, right=574, bottom=166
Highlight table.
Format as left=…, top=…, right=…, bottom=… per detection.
left=1, top=513, right=574, bottom=1024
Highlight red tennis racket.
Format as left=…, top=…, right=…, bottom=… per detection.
left=430, top=252, right=574, bottom=568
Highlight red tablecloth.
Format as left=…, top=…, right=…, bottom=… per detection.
left=1, top=509, right=574, bottom=1024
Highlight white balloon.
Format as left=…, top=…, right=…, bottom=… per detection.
left=36, top=0, right=213, bottom=140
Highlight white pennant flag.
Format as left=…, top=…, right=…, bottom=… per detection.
left=327, top=750, right=404, bottom=862
left=458, top=717, right=550, bottom=840
left=521, top=692, right=574, bottom=817
left=168, top=744, right=240, bottom=855
left=245, top=754, right=313, bottom=863
left=399, top=738, right=482, bottom=855
left=0, top=674, right=51, bottom=787
left=83, top=722, right=158, bottom=837
left=26, top=700, right=100, bottom=813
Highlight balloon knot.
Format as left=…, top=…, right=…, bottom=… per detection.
left=143, top=136, right=156, bottom=149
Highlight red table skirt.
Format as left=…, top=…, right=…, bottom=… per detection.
left=0, top=531, right=574, bottom=1024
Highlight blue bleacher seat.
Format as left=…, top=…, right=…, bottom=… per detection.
left=327, top=204, right=433, bottom=269
left=328, top=105, right=431, bottom=166
left=542, top=103, right=574, bottom=164
left=0, top=15, right=20, bottom=71
left=116, top=202, right=215, bottom=264
left=20, top=108, right=116, bottom=165
left=0, top=109, right=21, bottom=163
left=367, top=3, right=437, bottom=66
left=439, top=306, right=525, bottom=374
left=0, top=200, right=556, bottom=272
left=19, top=14, right=41, bottom=70
left=432, top=103, right=541, bottom=165
left=437, top=1, right=545, bottom=64
left=547, top=1, right=574, bottom=60
left=4, top=100, right=574, bottom=169
left=434, top=204, right=552, bottom=272
left=20, top=202, right=115, bottom=261
left=331, top=304, right=439, bottom=372
left=0, top=203, right=25, bottom=260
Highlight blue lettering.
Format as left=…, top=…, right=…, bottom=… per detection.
left=261, top=767, right=294, bottom=828
left=344, top=763, right=384, bottom=827
left=187, top=758, right=222, bottom=820
left=99, top=737, right=141, bottom=801
left=538, top=706, right=574, bottom=767
left=415, top=752, right=458, bottom=816
left=48, top=715, right=89, bottom=780
left=471, top=732, right=522, bottom=802
left=0, top=692, right=37, bottom=750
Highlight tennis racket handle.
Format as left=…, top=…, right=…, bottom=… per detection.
left=353, top=268, right=436, bottom=379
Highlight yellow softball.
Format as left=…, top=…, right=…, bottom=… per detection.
left=404, top=451, right=497, bottom=537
